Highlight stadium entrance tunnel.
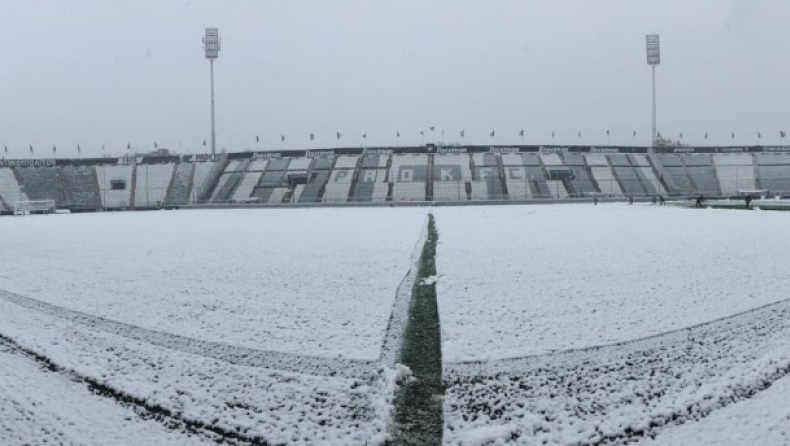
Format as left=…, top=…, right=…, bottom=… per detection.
left=390, top=214, right=444, bottom=446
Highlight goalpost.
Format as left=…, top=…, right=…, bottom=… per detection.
left=14, top=200, right=56, bottom=216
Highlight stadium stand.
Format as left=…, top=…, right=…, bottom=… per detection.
left=610, top=154, right=646, bottom=197
left=324, top=168, right=354, bottom=203
left=583, top=153, right=609, bottom=167
left=391, top=154, right=427, bottom=201
left=539, top=153, right=564, bottom=166
left=246, top=159, right=269, bottom=172
left=15, top=167, right=61, bottom=206
left=231, top=170, right=263, bottom=202
left=352, top=168, right=389, bottom=202
left=5, top=148, right=790, bottom=209
left=471, top=153, right=505, bottom=200
left=590, top=166, right=623, bottom=196
left=756, top=153, right=790, bottom=193
left=60, top=165, right=101, bottom=210
left=287, top=157, right=312, bottom=171
left=334, top=155, right=358, bottom=169
left=211, top=160, right=250, bottom=203
left=135, top=163, right=175, bottom=207
left=297, top=169, right=330, bottom=203
left=546, top=180, right=569, bottom=198
left=713, top=154, right=755, bottom=196
left=433, top=154, right=472, bottom=201
left=191, top=161, right=217, bottom=203
left=0, top=168, right=29, bottom=210
left=95, top=165, right=133, bottom=208
left=559, top=153, right=597, bottom=196
left=163, top=163, right=194, bottom=206
left=310, top=156, right=335, bottom=171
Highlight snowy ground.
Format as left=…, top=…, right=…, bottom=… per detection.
left=3, top=204, right=790, bottom=445
left=0, top=339, right=222, bottom=446
left=0, top=277, right=407, bottom=446
left=433, top=203, right=790, bottom=445
left=0, top=208, right=426, bottom=361
left=635, top=374, right=790, bottom=446
left=434, top=203, right=790, bottom=361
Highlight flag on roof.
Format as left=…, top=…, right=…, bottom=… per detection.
left=310, top=133, right=314, bottom=141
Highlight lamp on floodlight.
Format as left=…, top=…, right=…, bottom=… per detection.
left=646, top=34, right=660, bottom=148
left=203, top=27, right=221, bottom=156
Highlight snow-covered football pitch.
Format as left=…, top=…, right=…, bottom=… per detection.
left=1, top=204, right=790, bottom=445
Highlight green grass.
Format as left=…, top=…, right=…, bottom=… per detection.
left=390, top=214, right=444, bottom=446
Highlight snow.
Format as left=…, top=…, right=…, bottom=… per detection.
left=433, top=203, right=790, bottom=361
left=0, top=298, right=401, bottom=445
left=433, top=203, right=790, bottom=445
left=0, top=208, right=427, bottom=360
left=636, top=374, right=790, bottom=446
left=442, top=295, right=790, bottom=445
left=4, top=203, right=790, bottom=445
left=0, top=340, right=221, bottom=446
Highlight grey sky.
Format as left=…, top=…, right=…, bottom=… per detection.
left=2, top=0, right=789, bottom=157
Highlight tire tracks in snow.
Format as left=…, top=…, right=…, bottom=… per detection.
left=0, top=289, right=375, bottom=379
left=0, top=335, right=261, bottom=446
left=443, top=295, right=790, bottom=445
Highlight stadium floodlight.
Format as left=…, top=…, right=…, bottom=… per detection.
left=203, top=27, right=221, bottom=155
left=646, top=34, right=660, bottom=147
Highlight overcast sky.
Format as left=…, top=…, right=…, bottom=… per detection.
left=1, top=0, right=789, bottom=157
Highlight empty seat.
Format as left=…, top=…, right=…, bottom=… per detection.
left=191, top=162, right=217, bottom=200
left=231, top=171, right=264, bottom=201
left=164, top=163, right=193, bottom=206
left=334, top=156, right=360, bottom=169
left=584, top=153, right=609, bottom=166
left=0, top=167, right=29, bottom=206
left=540, top=153, right=564, bottom=166
left=590, top=166, right=623, bottom=196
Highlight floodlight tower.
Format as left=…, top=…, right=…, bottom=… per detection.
left=203, top=27, right=221, bottom=155
left=646, top=34, right=660, bottom=147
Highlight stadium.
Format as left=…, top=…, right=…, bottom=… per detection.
left=3, top=144, right=790, bottom=445
left=4, top=1, right=790, bottom=445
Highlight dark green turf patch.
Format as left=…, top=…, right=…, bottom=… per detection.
left=390, top=214, right=444, bottom=446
